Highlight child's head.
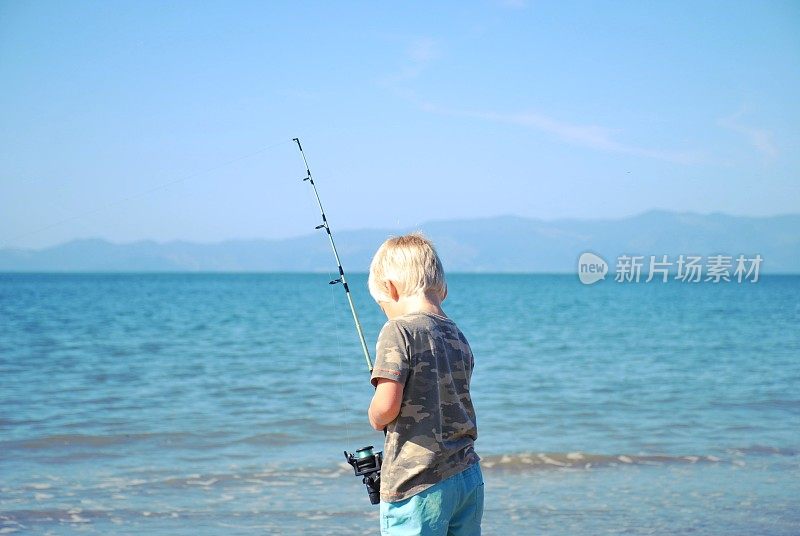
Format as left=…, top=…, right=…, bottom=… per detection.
left=368, top=232, right=447, bottom=304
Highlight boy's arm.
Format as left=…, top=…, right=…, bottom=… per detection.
left=368, top=378, right=403, bottom=431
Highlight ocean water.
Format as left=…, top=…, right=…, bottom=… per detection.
left=1, top=273, right=799, bottom=535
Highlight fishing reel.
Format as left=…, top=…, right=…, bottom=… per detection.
left=344, top=445, right=383, bottom=505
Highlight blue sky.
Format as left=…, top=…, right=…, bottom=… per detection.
left=1, top=1, right=798, bottom=248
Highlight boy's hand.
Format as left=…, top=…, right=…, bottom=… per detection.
left=368, top=378, right=403, bottom=430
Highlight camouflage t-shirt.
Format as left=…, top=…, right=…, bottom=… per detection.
left=370, top=311, right=480, bottom=503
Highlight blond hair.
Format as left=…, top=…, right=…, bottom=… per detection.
left=368, top=232, right=446, bottom=303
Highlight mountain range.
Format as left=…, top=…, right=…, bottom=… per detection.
left=1, top=210, right=798, bottom=273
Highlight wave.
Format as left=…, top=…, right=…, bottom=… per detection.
left=475, top=446, right=795, bottom=470
left=478, top=451, right=727, bottom=470
left=3, top=426, right=344, bottom=451
left=1, top=431, right=211, bottom=450
left=25, top=447, right=793, bottom=492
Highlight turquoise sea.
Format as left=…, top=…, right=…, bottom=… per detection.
left=1, top=273, right=799, bottom=535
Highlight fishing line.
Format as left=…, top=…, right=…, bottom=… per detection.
left=294, top=137, right=384, bottom=505
left=1, top=139, right=292, bottom=249
left=327, top=262, right=353, bottom=449
left=299, top=166, right=356, bottom=448
left=293, top=137, right=373, bottom=374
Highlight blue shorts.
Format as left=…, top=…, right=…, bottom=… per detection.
left=379, top=462, right=484, bottom=536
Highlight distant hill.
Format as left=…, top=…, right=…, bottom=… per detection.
left=1, top=210, right=798, bottom=273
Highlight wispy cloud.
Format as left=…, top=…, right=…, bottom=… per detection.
left=378, top=36, right=698, bottom=164
left=419, top=102, right=701, bottom=164
left=378, top=36, right=441, bottom=88
left=718, top=109, right=778, bottom=159
left=407, top=37, right=439, bottom=63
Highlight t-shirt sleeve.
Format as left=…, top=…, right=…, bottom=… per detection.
left=370, top=320, right=410, bottom=387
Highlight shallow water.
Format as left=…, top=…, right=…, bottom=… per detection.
left=1, top=273, right=799, bottom=534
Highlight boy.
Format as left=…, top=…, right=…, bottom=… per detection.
left=367, top=233, right=483, bottom=536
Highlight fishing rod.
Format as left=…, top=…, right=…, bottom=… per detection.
left=293, top=137, right=383, bottom=505
left=293, top=137, right=373, bottom=373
